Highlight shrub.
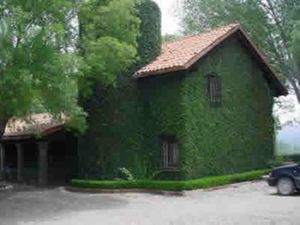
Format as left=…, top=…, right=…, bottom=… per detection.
left=269, top=155, right=300, bottom=168
left=284, top=154, right=300, bottom=164
left=117, top=168, right=134, bottom=181
left=71, top=169, right=271, bottom=191
left=268, top=155, right=285, bottom=167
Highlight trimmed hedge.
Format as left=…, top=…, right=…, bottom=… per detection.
left=71, top=169, right=270, bottom=191
left=284, top=155, right=300, bottom=164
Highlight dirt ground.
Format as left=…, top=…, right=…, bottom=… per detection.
left=0, top=181, right=299, bottom=225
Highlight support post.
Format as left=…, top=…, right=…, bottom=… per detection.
left=16, top=143, right=24, bottom=182
left=0, top=144, right=4, bottom=181
left=38, top=141, right=48, bottom=186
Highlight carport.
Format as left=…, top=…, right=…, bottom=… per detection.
left=0, top=113, right=77, bottom=186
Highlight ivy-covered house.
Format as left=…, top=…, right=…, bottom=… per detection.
left=1, top=2, right=288, bottom=185
left=78, top=23, right=287, bottom=180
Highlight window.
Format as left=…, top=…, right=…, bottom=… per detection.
left=207, top=74, right=222, bottom=106
left=162, top=137, right=179, bottom=169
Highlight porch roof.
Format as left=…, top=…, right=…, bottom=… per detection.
left=2, top=113, right=65, bottom=141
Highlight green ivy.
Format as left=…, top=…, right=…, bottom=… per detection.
left=77, top=23, right=275, bottom=180
left=180, top=36, right=274, bottom=178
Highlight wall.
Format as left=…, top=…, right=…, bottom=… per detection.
left=180, top=35, right=274, bottom=179
left=137, top=74, right=186, bottom=179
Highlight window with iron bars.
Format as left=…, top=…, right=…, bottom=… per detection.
left=207, top=74, right=222, bottom=106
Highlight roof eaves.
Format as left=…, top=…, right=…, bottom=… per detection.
left=133, top=65, right=186, bottom=78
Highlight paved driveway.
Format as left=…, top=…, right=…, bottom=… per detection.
left=0, top=181, right=299, bottom=225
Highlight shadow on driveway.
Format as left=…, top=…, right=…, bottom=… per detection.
left=0, top=184, right=129, bottom=225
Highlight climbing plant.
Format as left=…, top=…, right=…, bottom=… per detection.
left=77, top=0, right=162, bottom=179
left=77, top=3, right=274, bottom=181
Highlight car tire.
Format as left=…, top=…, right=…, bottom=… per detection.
left=277, top=177, right=295, bottom=196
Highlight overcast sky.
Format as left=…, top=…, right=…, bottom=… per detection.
left=153, top=0, right=181, bottom=35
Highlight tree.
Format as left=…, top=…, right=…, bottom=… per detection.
left=163, top=34, right=181, bottom=42
left=75, top=0, right=161, bottom=179
left=291, top=21, right=300, bottom=66
left=136, top=0, right=161, bottom=67
left=78, top=0, right=140, bottom=94
left=179, top=0, right=300, bottom=102
left=0, top=0, right=141, bottom=137
left=76, top=0, right=141, bottom=137
left=0, top=0, right=84, bottom=135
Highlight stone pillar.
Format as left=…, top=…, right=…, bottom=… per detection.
left=0, top=144, right=4, bottom=181
left=38, top=141, right=48, bottom=186
left=16, top=143, right=24, bottom=182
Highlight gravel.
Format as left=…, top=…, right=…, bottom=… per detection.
left=0, top=181, right=299, bottom=225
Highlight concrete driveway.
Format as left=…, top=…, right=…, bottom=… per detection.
left=0, top=181, right=299, bottom=225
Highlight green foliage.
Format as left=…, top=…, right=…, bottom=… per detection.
left=77, top=82, right=145, bottom=179
left=180, top=37, right=274, bottom=178
left=287, top=155, right=300, bottom=164
left=135, top=37, right=275, bottom=179
left=268, top=154, right=300, bottom=167
left=78, top=0, right=141, bottom=96
left=163, top=34, right=181, bottom=43
left=77, top=36, right=275, bottom=180
left=268, top=155, right=285, bottom=168
left=77, top=0, right=162, bottom=180
left=291, top=21, right=300, bottom=65
left=71, top=169, right=271, bottom=191
left=179, top=0, right=300, bottom=102
left=136, top=0, right=161, bottom=66
left=0, top=0, right=85, bottom=130
left=117, top=168, right=134, bottom=181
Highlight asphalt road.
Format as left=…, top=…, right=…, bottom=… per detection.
left=0, top=181, right=299, bottom=225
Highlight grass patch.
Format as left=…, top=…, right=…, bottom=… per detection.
left=71, top=169, right=271, bottom=191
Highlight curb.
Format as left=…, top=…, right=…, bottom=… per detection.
left=65, top=186, right=185, bottom=196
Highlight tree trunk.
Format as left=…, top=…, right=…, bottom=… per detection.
left=290, top=78, right=300, bottom=103
left=0, top=120, right=7, bottom=139
left=0, top=120, right=7, bottom=181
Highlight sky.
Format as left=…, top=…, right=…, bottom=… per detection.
left=153, top=0, right=181, bottom=35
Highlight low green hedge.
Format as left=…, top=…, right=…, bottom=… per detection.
left=71, top=169, right=270, bottom=191
left=283, top=155, right=300, bottom=164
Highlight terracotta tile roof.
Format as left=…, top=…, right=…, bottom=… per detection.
left=134, top=23, right=288, bottom=97
left=3, top=113, right=65, bottom=139
left=135, top=24, right=240, bottom=77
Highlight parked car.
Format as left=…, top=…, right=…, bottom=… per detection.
left=266, top=163, right=300, bottom=195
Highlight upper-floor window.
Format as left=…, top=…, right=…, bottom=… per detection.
left=161, top=136, right=179, bottom=169
left=207, top=74, right=222, bottom=106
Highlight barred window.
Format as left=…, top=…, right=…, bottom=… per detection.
left=162, top=137, right=179, bottom=169
left=207, top=74, right=222, bottom=106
